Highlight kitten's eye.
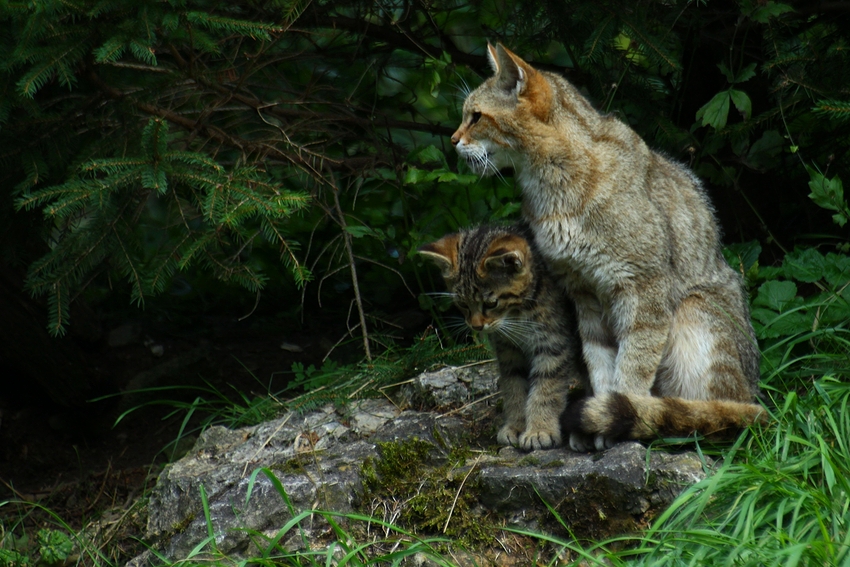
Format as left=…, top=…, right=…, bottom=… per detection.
left=455, top=302, right=469, bottom=312
left=470, top=111, right=481, bottom=125
left=483, top=298, right=498, bottom=310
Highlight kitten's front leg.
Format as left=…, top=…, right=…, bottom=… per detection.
left=495, top=345, right=528, bottom=447
left=520, top=352, right=571, bottom=450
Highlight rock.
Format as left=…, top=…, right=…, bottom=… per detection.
left=401, top=361, right=498, bottom=408
left=477, top=442, right=707, bottom=536
left=131, top=362, right=711, bottom=565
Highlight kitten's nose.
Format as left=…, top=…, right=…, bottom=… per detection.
left=450, top=134, right=459, bottom=146
left=470, top=323, right=484, bottom=331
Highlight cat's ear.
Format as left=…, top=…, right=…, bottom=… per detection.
left=486, top=43, right=500, bottom=74
left=493, top=44, right=552, bottom=121
left=493, top=44, right=525, bottom=94
left=418, top=234, right=460, bottom=279
left=481, top=234, right=529, bottom=274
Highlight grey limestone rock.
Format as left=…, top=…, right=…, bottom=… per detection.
left=131, top=362, right=711, bottom=565
left=476, top=442, right=707, bottom=536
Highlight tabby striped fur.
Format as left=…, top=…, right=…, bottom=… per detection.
left=419, top=224, right=584, bottom=450
left=452, top=45, right=766, bottom=451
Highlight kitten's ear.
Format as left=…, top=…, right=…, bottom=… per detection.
left=418, top=234, right=460, bottom=279
left=481, top=234, right=529, bottom=275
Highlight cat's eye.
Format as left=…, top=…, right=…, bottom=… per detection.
left=483, top=298, right=498, bottom=309
left=470, top=111, right=481, bottom=125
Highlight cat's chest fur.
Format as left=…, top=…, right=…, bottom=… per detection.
left=520, top=179, right=634, bottom=298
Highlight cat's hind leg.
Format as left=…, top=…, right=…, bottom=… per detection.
left=656, top=287, right=758, bottom=402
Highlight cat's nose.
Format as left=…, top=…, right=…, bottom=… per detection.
left=470, top=323, right=484, bottom=331
left=450, top=134, right=459, bottom=146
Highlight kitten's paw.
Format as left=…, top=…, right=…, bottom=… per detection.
left=519, top=429, right=561, bottom=451
left=497, top=425, right=522, bottom=447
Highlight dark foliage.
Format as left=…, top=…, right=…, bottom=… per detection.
left=0, top=0, right=847, bottom=354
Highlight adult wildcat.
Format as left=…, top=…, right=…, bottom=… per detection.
left=419, top=224, right=584, bottom=450
left=451, top=44, right=765, bottom=451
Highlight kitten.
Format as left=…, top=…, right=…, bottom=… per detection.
left=419, top=224, right=584, bottom=450
left=451, top=44, right=765, bottom=451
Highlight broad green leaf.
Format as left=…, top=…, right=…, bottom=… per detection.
left=746, top=130, right=783, bottom=170
left=824, top=253, right=850, bottom=288
left=783, top=248, right=825, bottom=283
left=343, top=225, right=376, bottom=238
left=724, top=241, right=761, bottom=273
left=452, top=173, right=480, bottom=186
left=730, top=132, right=751, bottom=157
left=754, top=280, right=797, bottom=312
left=404, top=167, right=438, bottom=185
left=807, top=166, right=845, bottom=212
left=729, top=89, right=752, bottom=120
left=752, top=309, right=812, bottom=339
left=734, top=63, right=757, bottom=84
left=751, top=2, right=795, bottom=23
left=410, top=145, right=446, bottom=165
left=490, top=201, right=522, bottom=221
left=717, top=62, right=735, bottom=83
left=696, top=91, right=730, bottom=129
left=418, top=293, right=434, bottom=310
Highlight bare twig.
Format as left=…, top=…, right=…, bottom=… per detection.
left=330, top=174, right=372, bottom=361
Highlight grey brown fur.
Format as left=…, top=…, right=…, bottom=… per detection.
left=419, top=224, right=584, bottom=450
left=451, top=45, right=765, bottom=451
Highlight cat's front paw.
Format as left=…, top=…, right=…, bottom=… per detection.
left=594, top=433, right=617, bottom=451
left=569, top=432, right=591, bottom=452
left=497, top=424, right=523, bottom=447
left=519, top=429, right=561, bottom=451
left=568, top=432, right=617, bottom=452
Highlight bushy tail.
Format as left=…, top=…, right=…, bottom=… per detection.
left=562, top=392, right=767, bottom=442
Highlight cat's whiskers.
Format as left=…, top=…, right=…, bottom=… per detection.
left=492, top=317, right=545, bottom=348
left=443, top=317, right=472, bottom=340
left=424, top=291, right=456, bottom=298
left=453, top=78, right=472, bottom=99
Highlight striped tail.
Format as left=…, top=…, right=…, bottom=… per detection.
left=562, top=392, right=767, bottom=442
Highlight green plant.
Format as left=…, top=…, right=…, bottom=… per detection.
left=0, top=503, right=112, bottom=567
left=34, top=530, right=72, bottom=566
left=241, top=467, right=459, bottom=566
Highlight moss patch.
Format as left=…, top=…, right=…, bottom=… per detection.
left=360, top=438, right=495, bottom=546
